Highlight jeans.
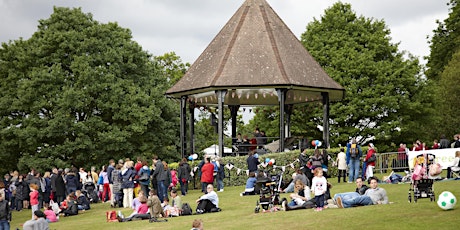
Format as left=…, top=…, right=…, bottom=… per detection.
left=179, top=179, right=188, bottom=196
left=157, top=180, right=167, bottom=203
left=334, top=192, right=373, bottom=208
left=284, top=182, right=295, bottom=193
left=348, top=159, right=361, bottom=182
left=217, top=179, right=224, bottom=191
left=315, top=194, right=325, bottom=208
left=0, top=220, right=9, bottom=230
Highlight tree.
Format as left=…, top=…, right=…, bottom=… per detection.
left=436, top=49, right=460, bottom=137
left=0, top=7, right=179, bottom=174
left=426, top=0, right=460, bottom=81
left=297, top=2, right=429, bottom=150
left=425, top=0, right=460, bottom=139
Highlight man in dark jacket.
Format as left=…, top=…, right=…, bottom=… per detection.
left=152, top=155, right=167, bottom=203
left=247, top=150, right=260, bottom=173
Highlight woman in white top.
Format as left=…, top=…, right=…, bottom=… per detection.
left=335, top=148, right=347, bottom=183
left=447, top=151, right=460, bottom=179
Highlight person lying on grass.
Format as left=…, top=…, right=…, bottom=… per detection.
left=334, top=176, right=388, bottom=208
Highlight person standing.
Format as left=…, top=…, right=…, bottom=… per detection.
left=200, top=157, right=214, bottom=194
left=346, top=138, right=362, bottom=183
left=311, top=168, right=327, bottom=212
left=106, top=159, right=115, bottom=207
left=364, top=143, right=376, bottom=180
left=336, top=148, right=347, bottom=183
left=29, top=184, right=39, bottom=220
left=246, top=150, right=259, bottom=174
left=216, top=158, right=225, bottom=192
left=0, top=193, right=11, bottom=230
left=178, top=158, right=191, bottom=196
left=121, top=161, right=136, bottom=208
left=138, top=160, right=151, bottom=198
left=152, top=155, right=167, bottom=203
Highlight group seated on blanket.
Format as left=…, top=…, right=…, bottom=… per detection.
left=333, top=177, right=388, bottom=208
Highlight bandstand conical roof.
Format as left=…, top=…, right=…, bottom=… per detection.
left=166, top=0, right=344, bottom=105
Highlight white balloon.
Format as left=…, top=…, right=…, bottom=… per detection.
left=192, top=153, right=198, bottom=160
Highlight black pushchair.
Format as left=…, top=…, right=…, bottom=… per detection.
left=408, top=153, right=437, bottom=203
left=83, top=182, right=99, bottom=203
left=254, top=172, right=283, bottom=213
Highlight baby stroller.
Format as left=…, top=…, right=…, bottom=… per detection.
left=83, top=182, right=99, bottom=203
left=408, top=153, right=438, bottom=203
left=254, top=171, right=283, bottom=213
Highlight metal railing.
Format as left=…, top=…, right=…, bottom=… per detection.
left=375, top=152, right=410, bottom=173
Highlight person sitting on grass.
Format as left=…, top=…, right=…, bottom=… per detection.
left=43, top=203, right=58, bottom=223
left=60, top=193, right=78, bottom=217
left=75, top=190, right=90, bottom=211
left=164, top=189, right=182, bottom=217
left=334, top=177, right=388, bottom=208
left=240, top=172, right=257, bottom=196
left=126, top=190, right=145, bottom=219
left=22, top=210, right=49, bottom=230
left=147, top=190, right=165, bottom=220
left=281, top=179, right=312, bottom=211
left=117, top=196, right=150, bottom=222
left=196, top=184, right=220, bottom=214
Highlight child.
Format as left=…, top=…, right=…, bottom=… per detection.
left=311, top=167, right=327, bottom=211
left=0, top=193, right=11, bottom=229
left=29, top=183, right=39, bottom=220
left=43, top=203, right=58, bottom=223
left=240, top=172, right=257, bottom=196
left=161, top=197, right=170, bottom=214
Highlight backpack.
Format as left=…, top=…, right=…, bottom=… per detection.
left=350, top=144, right=358, bottom=158
left=106, top=210, right=118, bottom=222
left=181, top=203, right=192, bottom=216
left=367, top=153, right=376, bottom=163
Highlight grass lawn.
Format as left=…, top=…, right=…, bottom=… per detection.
left=10, top=176, right=460, bottom=230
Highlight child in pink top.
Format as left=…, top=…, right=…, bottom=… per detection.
left=29, top=183, right=39, bottom=220
left=44, top=204, right=58, bottom=222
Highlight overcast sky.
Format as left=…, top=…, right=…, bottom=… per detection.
left=0, top=0, right=450, bottom=65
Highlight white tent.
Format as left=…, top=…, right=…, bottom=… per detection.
left=202, top=144, right=233, bottom=156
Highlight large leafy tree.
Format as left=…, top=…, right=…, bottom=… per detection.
left=436, top=49, right=460, bottom=137
left=425, top=0, right=460, bottom=139
left=426, top=0, right=460, bottom=81
left=296, top=2, right=430, bottom=150
left=0, top=7, right=179, bottom=174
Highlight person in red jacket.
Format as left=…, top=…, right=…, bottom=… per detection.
left=364, top=144, right=376, bottom=180
left=200, top=157, right=214, bottom=194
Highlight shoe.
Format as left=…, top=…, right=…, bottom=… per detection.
left=347, top=181, right=353, bottom=183
left=336, top=197, right=344, bottom=208
left=240, top=192, right=243, bottom=197
left=117, top=216, right=123, bottom=222
left=218, top=189, right=224, bottom=192
left=314, top=207, right=320, bottom=212
left=281, top=200, right=289, bottom=211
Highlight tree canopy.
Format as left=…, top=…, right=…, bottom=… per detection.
left=0, top=7, right=179, bottom=174
left=426, top=0, right=460, bottom=81
left=291, top=2, right=429, bottom=150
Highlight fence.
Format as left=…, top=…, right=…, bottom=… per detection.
left=375, top=151, right=410, bottom=174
